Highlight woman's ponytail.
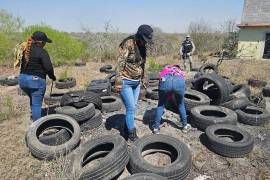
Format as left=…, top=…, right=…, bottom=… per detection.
left=24, top=36, right=33, bottom=67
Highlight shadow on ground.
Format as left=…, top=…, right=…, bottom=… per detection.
left=105, top=113, right=128, bottom=140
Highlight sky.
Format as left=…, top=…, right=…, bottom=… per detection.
left=0, top=0, right=244, bottom=33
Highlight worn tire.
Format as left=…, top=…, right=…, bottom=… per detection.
left=5, top=76, right=18, bottom=86
left=190, top=105, right=238, bottom=131
left=72, top=135, right=129, bottom=180
left=101, top=96, right=122, bottom=113
left=26, top=114, right=80, bottom=160
left=99, top=65, right=115, bottom=74
left=221, top=97, right=250, bottom=110
left=146, top=87, right=159, bottom=100
left=230, top=84, right=251, bottom=98
left=199, top=63, right=218, bottom=74
left=39, top=129, right=71, bottom=146
left=55, top=103, right=95, bottom=122
left=148, top=72, right=160, bottom=80
left=60, top=91, right=102, bottom=110
left=193, top=73, right=230, bottom=105
left=168, top=90, right=211, bottom=112
left=235, top=106, right=270, bottom=126
left=247, top=79, right=267, bottom=88
left=122, top=173, right=167, bottom=180
left=87, top=79, right=111, bottom=96
left=80, top=110, right=102, bottom=132
left=248, top=95, right=266, bottom=109
left=55, top=77, right=76, bottom=89
left=205, top=124, right=254, bottom=158
left=129, top=134, right=191, bottom=180
left=44, top=93, right=65, bottom=105
left=184, top=90, right=211, bottom=111
left=262, top=87, right=270, bottom=97
left=147, top=80, right=159, bottom=87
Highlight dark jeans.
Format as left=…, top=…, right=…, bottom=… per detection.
left=19, top=74, right=46, bottom=121
left=153, top=74, right=187, bottom=129
left=120, top=79, right=141, bottom=131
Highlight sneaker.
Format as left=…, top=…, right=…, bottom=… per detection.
left=182, top=124, right=191, bottom=133
left=152, top=128, right=160, bottom=134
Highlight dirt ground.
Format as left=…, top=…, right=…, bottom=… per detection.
left=0, top=60, right=270, bottom=180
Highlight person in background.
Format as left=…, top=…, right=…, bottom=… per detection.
left=152, top=64, right=191, bottom=134
left=114, top=25, right=154, bottom=142
left=19, top=31, right=56, bottom=122
left=180, top=34, right=196, bottom=71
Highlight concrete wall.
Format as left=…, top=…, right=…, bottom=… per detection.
left=242, top=0, right=270, bottom=23
left=237, top=27, right=270, bottom=59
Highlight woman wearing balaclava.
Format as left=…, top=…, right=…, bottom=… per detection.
left=114, top=25, right=154, bottom=142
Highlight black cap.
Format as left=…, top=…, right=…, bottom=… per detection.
left=136, top=24, right=153, bottom=44
left=32, top=31, right=52, bottom=43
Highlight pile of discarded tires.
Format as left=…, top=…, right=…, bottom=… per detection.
left=166, top=64, right=270, bottom=157
left=26, top=115, right=192, bottom=180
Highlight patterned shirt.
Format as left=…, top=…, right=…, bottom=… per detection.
left=115, top=36, right=146, bottom=86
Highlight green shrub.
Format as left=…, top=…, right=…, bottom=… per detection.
left=23, top=25, right=86, bottom=65
left=0, top=9, right=24, bottom=65
left=148, top=57, right=163, bottom=71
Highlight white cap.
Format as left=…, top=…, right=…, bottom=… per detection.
left=186, top=34, right=191, bottom=38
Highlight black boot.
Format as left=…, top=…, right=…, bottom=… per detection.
left=128, top=128, right=138, bottom=142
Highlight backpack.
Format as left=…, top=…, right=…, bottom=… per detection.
left=13, top=42, right=27, bottom=69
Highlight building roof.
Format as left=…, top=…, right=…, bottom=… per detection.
left=239, top=0, right=270, bottom=27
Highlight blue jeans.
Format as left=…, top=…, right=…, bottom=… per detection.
left=153, top=74, right=187, bottom=129
left=19, top=74, right=46, bottom=121
left=120, top=79, right=141, bottom=131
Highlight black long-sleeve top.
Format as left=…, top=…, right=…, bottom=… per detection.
left=20, top=44, right=55, bottom=80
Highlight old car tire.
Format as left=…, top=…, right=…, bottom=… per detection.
left=80, top=110, right=102, bottom=132
left=193, top=73, right=230, bottom=105
left=60, top=91, right=102, bottom=110
left=122, top=173, right=167, bottom=180
left=146, top=87, right=159, bottom=100
left=129, top=134, right=191, bottom=180
left=199, top=63, right=218, bottom=74
left=55, top=77, right=76, bottom=89
left=26, top=114, right=80, bottom=160
left=235, top=106, right=270, bottom=126
left=221, top=97, right=250, bottom=110
left=39, top=129, right=71, bottom=146
left=101, top=96, right=122, bottom=113
left=72, top=135, right=129, bottom=180
left=55, top=103, right=95, bottom=122
left=205, top=124, right=254, bottom=158
left=190, top=105, right=238, bottom=131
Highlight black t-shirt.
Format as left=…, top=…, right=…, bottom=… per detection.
left=20, top=44, right=55, bottom=80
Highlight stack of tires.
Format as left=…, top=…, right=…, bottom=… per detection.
left=56, top=90, right=103, bottom=132
left=183, top=63, right=269, bottom=158
left=145, top=72, right=160, bottom=100
left=86, top=78, right=112, bottom=96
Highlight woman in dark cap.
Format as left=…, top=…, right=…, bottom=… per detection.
left=114, top=24, right=154, bottom=142
left=19, top=31, right=56, bottom=122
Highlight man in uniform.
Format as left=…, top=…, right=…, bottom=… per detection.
left=180, top=34, right=196, bottom=71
